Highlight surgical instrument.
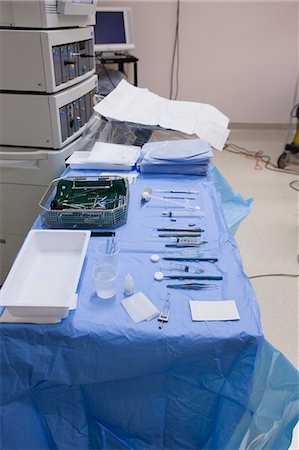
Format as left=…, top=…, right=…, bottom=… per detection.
left=155, top=189, right=199, bottom=194
left=57, top=201, right=90, bottom=209
left=166, top=283, right=217, bottom=290
left=158, top=293, right=171, bottom=329
left=141, top=188, right=202, bottom=211
left=106, top=237, right=117, bottom=254
left=161, top=210, right=203, bottom=218
left=158, top=232, right=202, bottom=237
left=163, top=256, right=218, bottom=263
left=159, top=262, right=204, bottom=274
left=165, top=244, right=208, bottom=248
left=163, top=196, right=195, bottom=200
left=157, top=227, right=204, bottom=232
left=91, top=231, right=116, bottom=237
left=154, top=272, right=223, bottom=281
left=165, top=238, right=208, bottom=248
left=145, top=237, right=206, bottom=246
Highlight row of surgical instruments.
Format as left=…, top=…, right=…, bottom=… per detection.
left=139, top=186, right=222, bottom=329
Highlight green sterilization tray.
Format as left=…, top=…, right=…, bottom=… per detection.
left=39, top=176, right=129, bottom=229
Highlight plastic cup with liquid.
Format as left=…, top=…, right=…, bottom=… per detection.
left=95, top=239, right=120, bottom=267
left=93, top=264, right=118, bottom=299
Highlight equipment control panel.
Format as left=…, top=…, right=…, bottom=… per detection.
left=59, top=88, right=97, bottom=143
left=52, top=38, right=94, bottom=87
left=0, top=28, right=95, bottom=93
left=0, top=76, right=98, bottom=149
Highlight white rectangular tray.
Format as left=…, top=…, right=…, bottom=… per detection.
left=0, top=230, right=90, bottom=321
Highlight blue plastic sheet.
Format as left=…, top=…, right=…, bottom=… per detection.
left=138, top=163, right=209, bottom=175
left=141, top=139, right=213, bottom=162
left=211, top=164, right=253, bottom=235
left=226, top=340, right=299, bottom=450
left=1, top=170, right=264, bottom=449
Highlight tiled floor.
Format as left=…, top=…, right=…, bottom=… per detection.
left=212, top=127, right=299, bottom=448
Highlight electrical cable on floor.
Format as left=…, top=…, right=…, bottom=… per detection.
left=169, top=0, right=180, bottom=100
left=289, top=180, right=299, bottom=191
left=249, top=273, right=299, bottom=279
left=174, top=1, right=180, bottom=101
left=224, top=143, right=299, bottom=176
left=227, top=143, right=299, bottom=280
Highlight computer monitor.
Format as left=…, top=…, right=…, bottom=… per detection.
left=94, top=7, right=135, bottom=54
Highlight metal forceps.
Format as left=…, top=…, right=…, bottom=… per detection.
left=158, top=293, right=171, bottom=329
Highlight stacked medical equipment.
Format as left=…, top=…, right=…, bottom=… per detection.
left=0, top=0, right=98, bottom=283
left=138, top=139, right=213, bottom=175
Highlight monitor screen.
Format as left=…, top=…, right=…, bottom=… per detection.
left=94, top=7, right=135, bottom=54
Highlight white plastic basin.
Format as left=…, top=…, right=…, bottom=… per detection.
left=0, top=230, right=90, bottom=319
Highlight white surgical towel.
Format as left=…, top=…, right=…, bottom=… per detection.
left=189, top=300, right=240, bottom=321
left=121, top=292, right=159, bottom=323
left=88, top=142, right=141, bottom=166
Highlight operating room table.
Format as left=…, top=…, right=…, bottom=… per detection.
left=0, top=169, right=264, bottom=449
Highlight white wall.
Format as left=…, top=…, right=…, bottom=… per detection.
left=98, top=1, right=298, bottom=124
